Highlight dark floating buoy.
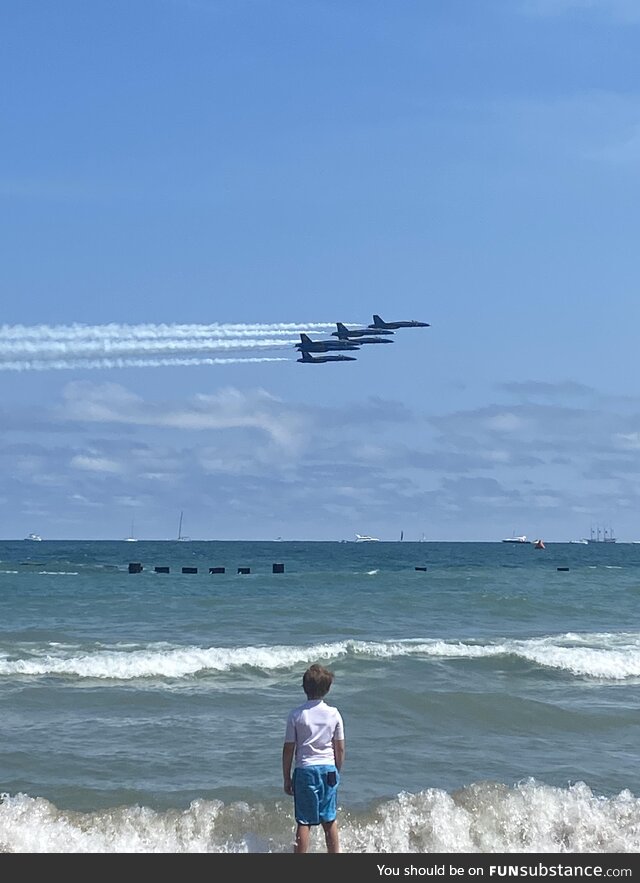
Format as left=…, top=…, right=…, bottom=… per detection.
left=557, top=567, right=570, bottom=571
left=182, top=567, right=198, bottom=574
left=128, top=562, right=143, bottom=574
left=154, top=566, right=170, bottom=573
left=415, top=566, right=427, bottom=572
left=237, top=567, right=251, bottom=574
left=272, top=562, right=285, bottom=573
left=209, top=567, right=225, bottom=574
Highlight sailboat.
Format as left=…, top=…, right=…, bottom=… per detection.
left=177, top=511, right=191, bottom=542
left=586, top=525, right=616, bottom=544
left=124, top=518, right=138, bottom=542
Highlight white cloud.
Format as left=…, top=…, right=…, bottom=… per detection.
left=614, top=432, right=640, bottom=450
left=58, top=381, right=305, bottom=451
left=70, top=455, right=123, bottom=474
left=485, top=413, right=524, bottom=433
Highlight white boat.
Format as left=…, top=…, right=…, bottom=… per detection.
left=355, top=534, right=380, bottom=542
left=24, top=533, right=42, bottom=541
left=501, top=535, right=530, bottom=543
left=124, top=518, right=138, bottom=542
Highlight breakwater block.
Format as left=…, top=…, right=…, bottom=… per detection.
left=182, top=567, right=198, bottom=574
left=237, top=567, right=250, bottom=574
left=154, top=566, right=170, bottom=574
left=272, top=563, right=285, bottom=573
left=209, top=567, right=225, bottom=574
left=415, top=566, right=427, bottom=572
left=557, top=567, right=570, bottom=571
left=128, top=562, right=143, bottom=574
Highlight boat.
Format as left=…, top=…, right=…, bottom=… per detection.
left=569, top=539, right=588, bottom=544
left=24, top=533, right=42, bottom=541
left=355, top=534, right=380, bottom=542
left=533, top=539, right=545, bottom=550
left=501, top=534, right=530, bottom=544
left=124, top=518, right=138, bottom=542
left=177, top=511, right=191, bottom=542
left=586, top=525, right=616, bottom=544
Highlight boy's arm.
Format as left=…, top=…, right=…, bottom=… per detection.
left=333, top=738, right=345, bottom=772
left=282, top=741, right=295, bottom=795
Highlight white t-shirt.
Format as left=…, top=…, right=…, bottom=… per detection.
left=285, top=698, right=344, bottom=768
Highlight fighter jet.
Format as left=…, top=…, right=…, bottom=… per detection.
left=331, top=322, right=394, bottom=340
left=345, top=335, right=393, bottom=346
left=297, top=350, right=357, bottom=364
left=368, top=314, right=430, bottom=330
left=294, top=333, right=360, bottom=353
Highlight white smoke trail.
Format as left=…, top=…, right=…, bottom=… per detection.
left=0, top=356, right=290, bottom=372
left=0, top=322, right=339, bottom=341
left=0, top=321, right=349, bottom=372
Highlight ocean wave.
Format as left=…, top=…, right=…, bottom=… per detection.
left=0, top=779, right=638, bottom=852
left=1, top=632, right=639, bottom=681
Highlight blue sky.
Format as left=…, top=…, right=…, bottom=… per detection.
left=1, top=0, right=640, bottom=541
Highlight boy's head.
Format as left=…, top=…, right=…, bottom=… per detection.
left=302, top=664, right=334, bottom=699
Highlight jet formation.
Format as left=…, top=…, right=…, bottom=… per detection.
left=296, top=314, right=429, bottom=364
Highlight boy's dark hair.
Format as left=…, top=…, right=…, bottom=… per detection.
left=303, top=664, right=335, bottom=699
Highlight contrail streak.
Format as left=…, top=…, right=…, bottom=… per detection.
left=0, top=321, right=349, bottom=372
left=0, top=356, right=290, bottom=372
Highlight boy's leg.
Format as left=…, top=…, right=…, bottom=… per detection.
left=294, top=823, right=311, bottom=853
left=321, top=819, right=340, bottom=854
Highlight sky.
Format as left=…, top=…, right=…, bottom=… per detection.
left=1, top=0, right=640, bottom=542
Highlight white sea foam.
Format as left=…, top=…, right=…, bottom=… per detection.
left=36, top=571, right=79, bottom=576
left=1, top=779, right=639, bottom=852
left=1, top=632, right=639, bottom=681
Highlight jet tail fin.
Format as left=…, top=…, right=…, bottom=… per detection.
left=372, top=314, right=384, bottom=327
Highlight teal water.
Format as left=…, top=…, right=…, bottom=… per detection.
left=1, top=540, right=639, bottom=852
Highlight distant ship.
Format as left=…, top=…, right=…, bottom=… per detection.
left=24, top=533, right=42, bottom=541
left=124, top=518, right=138, bottom=542
left=355, top=534, right=380, bottom=542
left=586, top=526, right=616, bottom=544
left=501, top=534, right=530, bottom=544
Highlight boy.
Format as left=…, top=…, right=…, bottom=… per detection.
left=282, top=663, right=345, bottom=853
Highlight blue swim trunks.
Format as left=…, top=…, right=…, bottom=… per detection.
left=292, top=765, right=339, bottom=825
